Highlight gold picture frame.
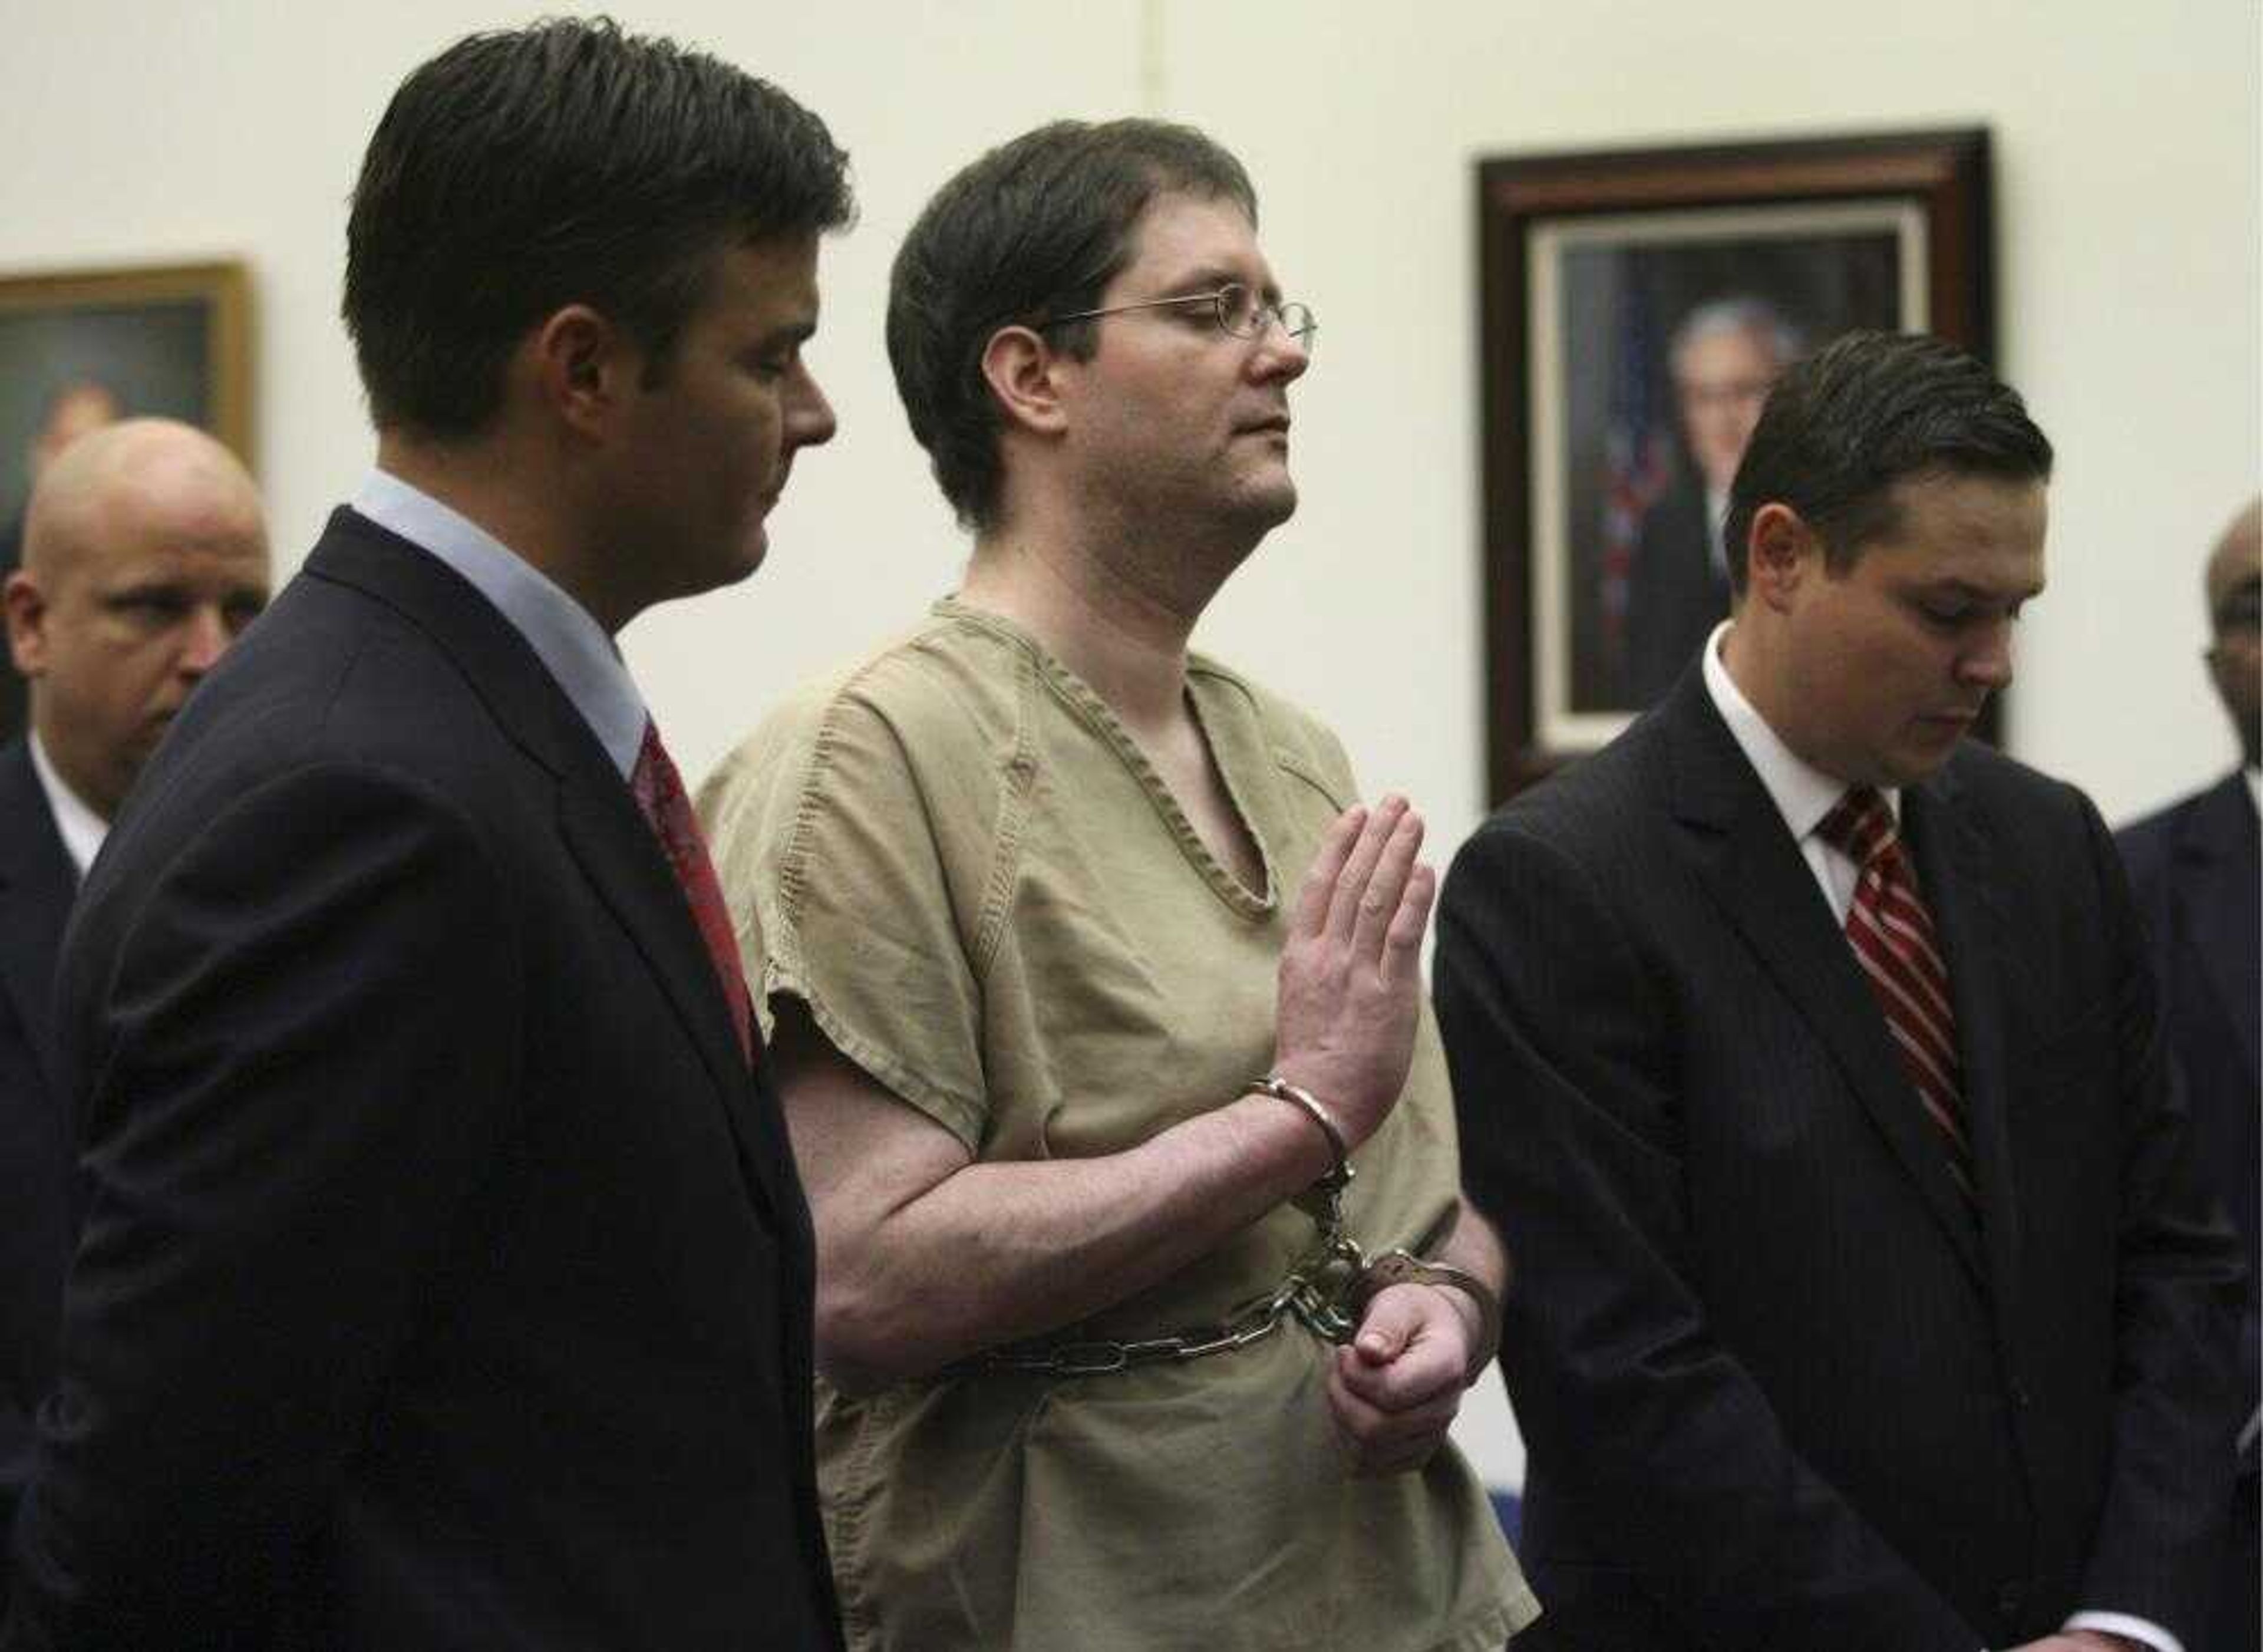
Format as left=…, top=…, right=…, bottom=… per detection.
left=0, top=259, right=254, bottom=509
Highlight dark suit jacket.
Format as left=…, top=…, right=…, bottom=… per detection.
left=1621, top=474, right=1728, bottom=710
left=1435, top=666, right=2244, bottom=1651
left=0, top=740, right=76, bottom=1548
left=2, top=509, right=843, bottom=1651
left=2119, top=773, right=2260, bottom=1436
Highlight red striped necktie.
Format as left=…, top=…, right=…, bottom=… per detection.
left=631, top=721, right=754, bottom=1065
left=1815, top=787, right=1975, bottom=1203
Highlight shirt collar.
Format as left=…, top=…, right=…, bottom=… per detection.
left=1700, top=619, right=1900, bottom=840
left=27, top=730, right=106, bottom=880
left=351, top=470, right=647, bottom=778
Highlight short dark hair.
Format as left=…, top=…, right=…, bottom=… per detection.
left=887, top=119, right=1257, bottom=532
left=344, top=17, right=852, bottom=440
left=1723, top=330, right=2053, bottom=595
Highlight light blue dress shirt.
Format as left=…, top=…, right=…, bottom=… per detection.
left=350, top=470, right=648, bottom=780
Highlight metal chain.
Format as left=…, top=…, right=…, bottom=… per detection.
left=1277, top=1176, right=1370, bottom=1346
left=951, top=1169, right=1372, bottom=1380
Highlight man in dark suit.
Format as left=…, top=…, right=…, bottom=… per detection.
left=1621, top=298, right=1797, bottom=708
left=3, top=20, right=852, bottom=1649
left=0, top=419, right=269, bottom=1551
left=0, top=748, right=69, bottom=1528
left=2118, top=496, right=2261, bottom=1652
left=1437, top=331, right=2245, bottom=1651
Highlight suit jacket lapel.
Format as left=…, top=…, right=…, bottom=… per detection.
left=1665, top=677, right=1988, bottom=1285
left=2177, top=773, right=2261, bottom=1087
left=0, top=740, right=77, bottom=1102
left=1902, top=769, right=2021, bottom=1304
left=555, top=784, right=786, bottom=1222
left=304, top=510, right=789, bottom=1225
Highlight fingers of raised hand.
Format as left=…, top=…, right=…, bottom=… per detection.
left=1275, top=800, right=1428, bottom=1138
left=1292, top=805, right=1368, bottom=939
left=1348, top=804, right=1426, bottom=960
left=1381, top=860, right=1436, bottom=981
left=1323, top=796, right=1411, bottom=944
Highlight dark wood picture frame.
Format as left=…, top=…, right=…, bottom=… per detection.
left=1476, top=130, right=1994, bottom=803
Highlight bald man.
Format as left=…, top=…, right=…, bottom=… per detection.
left=0, top=418, right=268, bottom=1547
left=1, top=383, right=124, bottom=746
left=2118, top=497, right=2262, bottom=1652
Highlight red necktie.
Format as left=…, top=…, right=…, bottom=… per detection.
left=1815, top=787, right=1974, bottom=1203
left=631, top=721, right=754, bottom=1064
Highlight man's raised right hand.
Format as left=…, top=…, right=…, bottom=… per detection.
left=1271, top=796, right=1434, bottom=1152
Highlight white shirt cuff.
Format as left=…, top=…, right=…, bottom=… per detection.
left=2063, top=1610, right=2182, bottom=1652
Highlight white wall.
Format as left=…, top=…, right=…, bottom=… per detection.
left=3, top=0, right=2256, bottom=1491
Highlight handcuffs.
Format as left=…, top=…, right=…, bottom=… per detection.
left=952, top=1076, right=1501, bottom=1383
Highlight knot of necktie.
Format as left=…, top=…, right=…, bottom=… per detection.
left=1815, top=785, right=1898, bottom=869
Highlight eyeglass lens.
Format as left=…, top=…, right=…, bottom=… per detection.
left=1215, top=284, right=1316, bottom=347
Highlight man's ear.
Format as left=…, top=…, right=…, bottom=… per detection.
left=979, top=325, right=1071, bottom=437
left=526, top=304, right=635, bottom=438
left=1744, top=502, right=1820, bottom=614
left=3, top=570, right=49, bottom=677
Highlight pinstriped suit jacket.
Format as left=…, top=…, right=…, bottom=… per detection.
left=1436, top=665, right=2244, bottom=1651
left=0, top=740, right=76, bottom=1562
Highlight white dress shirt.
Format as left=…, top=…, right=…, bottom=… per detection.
left=27, top=731, right=107, bottom=881
left=1699, top=619, right=1895, bottom=924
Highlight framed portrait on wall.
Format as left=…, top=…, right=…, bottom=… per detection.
left=0, top=261, right=252, bottom=513
left=1476, top=130, right=1993, bottom=803
left=0, top=259, right=251, bottom=741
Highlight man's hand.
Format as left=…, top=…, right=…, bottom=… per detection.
left=1325, top=1281, right=1473, bottom=1475
left=1274, top=797, right=1434, bottom=1150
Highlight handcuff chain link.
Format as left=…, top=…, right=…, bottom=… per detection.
left=952, top=1169, right=1371, bottom=1379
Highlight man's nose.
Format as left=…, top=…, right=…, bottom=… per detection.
left=1958, top=619, right=2015, bottom=691
left=788, top=362, right=837, bottom=450
left=1252, top=321, right=1310, bottom=384
left=177, top=606, right=232, bottom=675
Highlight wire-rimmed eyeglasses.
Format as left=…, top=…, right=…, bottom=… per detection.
left=1041, top=282, right=1317, bottom=354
